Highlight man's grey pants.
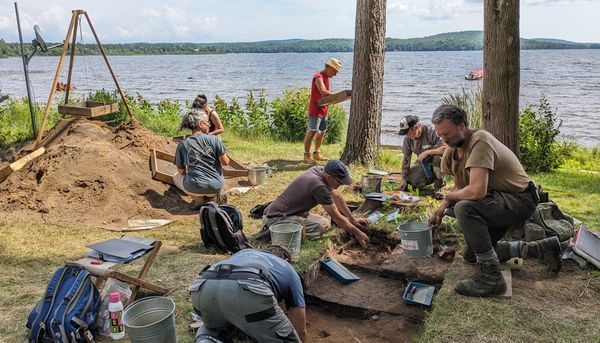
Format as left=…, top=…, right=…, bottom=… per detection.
left=190, top=278, right=301, bottom=343
left=454, top=186, right=537, bottom=256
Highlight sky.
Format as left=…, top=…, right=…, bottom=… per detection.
left=0, top=0, right=598, bottom=44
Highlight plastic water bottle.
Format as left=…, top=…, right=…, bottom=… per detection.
left=108, top=292, right=125, bottom=340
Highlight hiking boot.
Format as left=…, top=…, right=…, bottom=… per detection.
left=216, top=192, right=228, bottom=205
left=312, top=151, right=327, bottom=161
left=462, top=247, right=477, bottom=265
left=303, top=153, right=313, bottom=163
left=454, top=260, right=506, bottom=297
left=524, top=236, right=562, bottom=273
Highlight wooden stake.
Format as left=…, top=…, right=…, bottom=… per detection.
left=34, top=10, right=79, bottom=147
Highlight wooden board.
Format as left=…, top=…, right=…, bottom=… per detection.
left=317, top=89, right=352, bottom=106
left=0, top=147, right=45, bottom=182
left=150, top=149, right=248, bottom=183
left=58, top=101, right=119, bottom=117
left=150, top=149, right=174, bottom=185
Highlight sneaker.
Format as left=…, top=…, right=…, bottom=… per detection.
left=312, top=151, right=327, bottom=161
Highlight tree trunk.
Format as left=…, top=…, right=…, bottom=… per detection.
left=341, top=0, right=386, bottom=165
left=482, top=0, right=520, bottom=156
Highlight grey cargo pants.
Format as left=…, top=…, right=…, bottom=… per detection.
left=454, top=185, right=538, bottom=255
left=190, top=278, right=301, bottom=343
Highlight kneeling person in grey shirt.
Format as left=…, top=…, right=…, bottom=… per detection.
left=190, top=247, right=306, bottom=342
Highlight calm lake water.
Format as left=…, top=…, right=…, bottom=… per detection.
left=1, top=50, right=599, bottom=147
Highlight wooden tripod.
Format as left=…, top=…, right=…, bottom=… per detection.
left=34, top=9, right=133, bottom=147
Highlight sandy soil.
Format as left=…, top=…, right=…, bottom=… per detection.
left=0, top=119, right=246, bottom=229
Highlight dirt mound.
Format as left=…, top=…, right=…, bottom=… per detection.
left=0, top=119, right=197, bottom=228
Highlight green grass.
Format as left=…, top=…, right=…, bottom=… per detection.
left=1, top=109, right=599, bottom=342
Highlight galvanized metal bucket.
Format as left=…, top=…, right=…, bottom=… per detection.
left=122, top=296, right=177, bottom=343
left=361, top=175, right=382, bottom=194
left=398, top=222, right=433, bottom=257
left=248, top=166, right=268, bottom=186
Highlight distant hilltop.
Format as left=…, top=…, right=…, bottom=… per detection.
left=1, top=30, right=599, bottom=57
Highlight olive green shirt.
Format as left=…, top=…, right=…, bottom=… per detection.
left=441, top=129, right=530, bottom=193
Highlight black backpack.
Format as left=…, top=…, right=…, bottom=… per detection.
left=199, top=202, right=251, bottom=253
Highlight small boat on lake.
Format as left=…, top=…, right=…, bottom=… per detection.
left=465, top=68, right=484, bottom=80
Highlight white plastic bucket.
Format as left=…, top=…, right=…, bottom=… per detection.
left=398, top=222, right=433, bottom=257
left=122, top=296, right=177, bottom=343
left=269, top=221, right=302, bottom=261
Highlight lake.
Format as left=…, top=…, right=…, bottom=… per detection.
left=1, top=50, right=599, bottom=147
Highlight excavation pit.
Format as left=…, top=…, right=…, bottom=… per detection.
left=304, top=228, right=458, bottom=342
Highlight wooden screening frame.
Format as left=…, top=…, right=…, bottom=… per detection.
left=150, top=149, right=249, bottom=185
left=317, top=89, right=352, bottom=106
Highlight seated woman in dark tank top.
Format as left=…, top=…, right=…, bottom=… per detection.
left=192, top=94, right=224, bottom=136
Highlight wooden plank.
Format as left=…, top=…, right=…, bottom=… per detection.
left=317, top=89, right=352, bottom=106
left=107, top=270, right=170, bottom=295
left=499, top=269, right=512, bottom=298
left=224, top=169, right=248, bottom=178
left=228, top=156, right=247, bottom=171
left=131, top=241, right=162, bottom=300
left=154, top=149, right=175, bottom=163
left=0, top=147, right=45, bottom=182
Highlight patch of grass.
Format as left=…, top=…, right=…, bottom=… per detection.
left=531, top=169, right=600, bottom=230
left=0, top=97, right=61, bottom=151
left=416, top=287, right=600, bottom=343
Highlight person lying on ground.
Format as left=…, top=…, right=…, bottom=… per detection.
left=173, top=110, right=229, bottom=209
left=192, top=94, right=224, bottom=136
left=397, top=114, right=447, bottom=193
left=190, top=246, right=307, bottom=343
left=428, top=104, right=562, bottom=298
left=261, top=159, right=369, bottom=248
left=303, top=57, right=342, bottom=163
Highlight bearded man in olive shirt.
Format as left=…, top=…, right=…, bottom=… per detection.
left=428, top=105, right=562, bottom=297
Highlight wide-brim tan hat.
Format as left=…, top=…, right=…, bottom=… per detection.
left=326, top=58, right=342, bottom=72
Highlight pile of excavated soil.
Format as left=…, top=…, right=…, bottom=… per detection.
left=0, top=119, right=230, bottom=228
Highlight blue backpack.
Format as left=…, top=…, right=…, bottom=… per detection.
left=27, top=264, right=100, bottom=343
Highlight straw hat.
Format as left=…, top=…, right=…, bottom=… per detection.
left=325, top=58, right=342, bottom=72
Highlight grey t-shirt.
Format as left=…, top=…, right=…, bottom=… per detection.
left=213, top=250, right=305, bottom=308
left=174, top=134, right=226, bottom=194
left=402, top=124, right=444, bottom=178
left=265, top=166, right=333, bottom=218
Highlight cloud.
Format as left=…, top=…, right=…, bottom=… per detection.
left=0, top=16, right=11, bottom=29
left=525, top=0, right=590, bottom=5
left=40, top=6, right=67, bottom=24
left=388, top=0, right=481, bottom=21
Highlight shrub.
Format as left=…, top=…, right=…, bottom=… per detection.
left=441, top=87, right=482, bottom=128
left=519, top=96, right=573, bottom=172
left=0, top=94, right=61, bottom=151
left=217, top=88, right=347, bottom=143
left=86, top=89, right=181, bottom=137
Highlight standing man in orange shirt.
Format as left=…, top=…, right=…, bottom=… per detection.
left=303, top=58, right=342, bottom=163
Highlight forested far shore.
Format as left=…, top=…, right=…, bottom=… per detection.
left=1, top=31, right=599, bottom=57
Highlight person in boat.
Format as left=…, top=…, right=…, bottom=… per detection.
left=397, top=115, right=446, bottom=193
left=428, top=104, right=562, bottom=297
left=192, top=94, right=224, bottom=136
left=173, top=110, right=229, bottom=209
left=190, top=246, right=307, bottom=342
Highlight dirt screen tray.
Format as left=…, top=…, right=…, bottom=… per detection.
left=321, top=258, right=360, bottom=284
left=58, top=101, right=119, bottom=117
left=402, top=282, right=435, bottom=306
